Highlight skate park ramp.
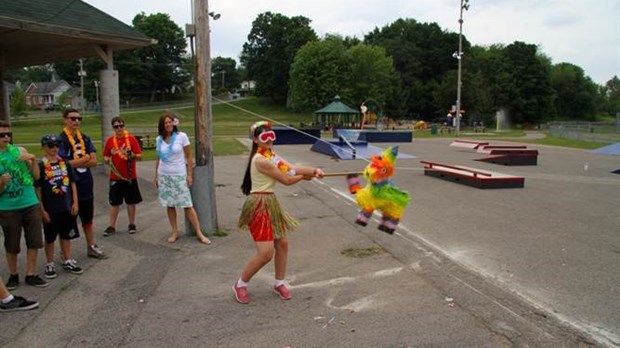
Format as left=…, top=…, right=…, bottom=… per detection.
left=590, top=142, right=620, bottom=156
left=590, top=142, right=620, bottom=173
left=311, top=139, right=416, bottom=160
left=334, top=129, right=413, bottom=143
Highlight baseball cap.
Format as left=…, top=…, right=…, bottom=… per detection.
left=41, top=134, right=59, bottom=146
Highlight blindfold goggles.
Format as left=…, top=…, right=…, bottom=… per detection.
left=257, top=130, right=276, bottom=143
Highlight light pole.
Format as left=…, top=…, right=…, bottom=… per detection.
left=93, top=80, right=100, bottom=111
left=453, top=0, right=469, bottom=137
left=78, top=58, right=86, bottom=114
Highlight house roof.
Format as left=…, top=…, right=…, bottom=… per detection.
left=25, top=81, right=70, bottom=95
left=314, top=95, right=360, bottom=115
left=0, top=0, right=153, bottom=68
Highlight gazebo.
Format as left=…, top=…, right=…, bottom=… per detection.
left=313, top=95, right=361, bottom=129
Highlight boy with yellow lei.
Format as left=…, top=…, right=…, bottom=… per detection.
left=58, top=108, right=106, bottom=259
left=102, top=116, right=143, bottom=236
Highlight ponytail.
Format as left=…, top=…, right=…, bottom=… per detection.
left=240, top=124, right=270, bottom=195
left=241, top=142, right=258, bottom=195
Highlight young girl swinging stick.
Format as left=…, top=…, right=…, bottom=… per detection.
left=233, top=121, right=324, bottom=304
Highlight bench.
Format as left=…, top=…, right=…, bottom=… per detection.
left=130, top=128, right=157, bottom=150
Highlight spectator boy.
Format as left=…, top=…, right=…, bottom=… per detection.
left=0, top=121, right=47, bottom=289
left=35, top=135, right=83, bottom=279
left=57, top=109, right=106, bottom=259
left=102, top=116, right=143, bottom=236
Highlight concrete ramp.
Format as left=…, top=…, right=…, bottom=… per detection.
left=311, top=139, right=364, bottom=160
left=333, top=129, right=413, bottom=143
left=590, top=142, right=620, bottom=156
left=421, top=161, right=524, bottom=188
left=474, top=145, right=539, bottom=166
left=476, top=145, right=529, bottom=154
left=450, top=139, right=489, bottom=150
left=475, top=154, right=538, bottom=166
left=311, top=140, right=416, bottom=160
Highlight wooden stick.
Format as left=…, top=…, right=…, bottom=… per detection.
left=322, top=172, right=363, bottom=177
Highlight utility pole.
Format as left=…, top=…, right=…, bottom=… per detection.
left=188, top=0, right=218, bottom=235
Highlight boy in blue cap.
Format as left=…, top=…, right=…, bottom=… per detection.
left=35, top=135, right=82, bottom=278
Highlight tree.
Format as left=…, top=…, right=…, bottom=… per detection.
left=365, top=18, right=467, bottom=119
left=501, top=41, right=555, bottom=125
left=288, top=39, right=348, bottom=111
left=241, top=12, right=317, bottom=104
left=124, top=12, right=188, bottom=102
left=5, top=65, right=53, bottom=84
left=54, top=58, right=104, bottom=105
left=601, top=76, right=620, bottom=116
left=211, top=57, right=240, bottom=95
left=550, top=63, right=597, bottom=120
left=342, top=44, right=395, bottom=111
left=288, top=38, right=394, bottom=113
left=9, top=84, right=28, bottom=117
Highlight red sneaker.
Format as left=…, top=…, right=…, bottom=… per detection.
left=233, top=283, right=250, bottom=304
left=273, top=284, right=292, bottom=300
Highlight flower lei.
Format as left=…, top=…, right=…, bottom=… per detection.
left=156, top=132, right=177, bottom=162
left=257, top=148, right=295, bottom=176
left=112, top=130, right=132, bottom=160
left=0, top=145, right=34, bottom=185
left=63, top=127, right=86, bottom=159
left=42, top=156, right=69, bottom=195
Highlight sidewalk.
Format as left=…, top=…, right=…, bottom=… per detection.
left=0, top=149, right=590, bottom=347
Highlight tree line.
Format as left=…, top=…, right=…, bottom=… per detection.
left=6, top=11, right=619, bottom=126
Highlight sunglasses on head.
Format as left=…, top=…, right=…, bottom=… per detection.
left=257, top=130, right=276, bottom=143
left=0, top=132, right=12, bottom=138
left=68, top=116, right=83, bottom=122
left=113, top=124, right=125, bottom=129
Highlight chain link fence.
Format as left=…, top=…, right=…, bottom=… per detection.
left=548, top=121, right=620, bottom=143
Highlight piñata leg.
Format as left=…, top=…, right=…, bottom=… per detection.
left=355, top=209, right=373, bottom=227
left=378, top=215, right=399, bottom=234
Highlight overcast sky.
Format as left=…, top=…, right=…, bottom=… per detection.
left=84, top=0, right=619, bottom=85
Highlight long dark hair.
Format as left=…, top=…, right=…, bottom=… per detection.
left=241, top=125, right=270, bottom=195
left=158, top=112, right=178, bottom=137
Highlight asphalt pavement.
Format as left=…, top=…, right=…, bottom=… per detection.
left=0, top=135, right=617, bottom=348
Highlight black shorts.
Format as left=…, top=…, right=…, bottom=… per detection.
left=109, top=179, right=143, bottom=206
left=78, top=198, right=94, bottom=226
left=43, top=211, right=80, bottom=243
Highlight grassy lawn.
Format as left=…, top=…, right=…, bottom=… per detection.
left=10, top=98, right=315, bottom=160
left=10, top=99, right=612, bottom=157
left=511, top=133, right=608, bottom=149
left=413, top=128, right=610, bottom=150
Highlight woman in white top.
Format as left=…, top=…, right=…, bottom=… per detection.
left=153, top=113, right=211, bottom=244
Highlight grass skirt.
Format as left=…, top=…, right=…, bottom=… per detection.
left=238, top=193, right=299, bottom=239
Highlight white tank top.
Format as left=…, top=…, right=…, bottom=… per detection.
left=250, top=153, right=276, bottom=193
